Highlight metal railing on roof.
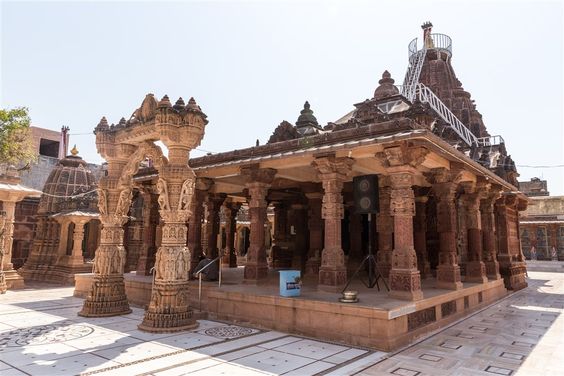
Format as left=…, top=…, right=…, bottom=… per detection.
left=408, top=33, right=452, bottom=61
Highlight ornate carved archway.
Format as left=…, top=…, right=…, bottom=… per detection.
left=79, top=94, right=208, bottom=333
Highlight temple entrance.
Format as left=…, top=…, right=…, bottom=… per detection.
left=79, top=93, right=208, bottom=333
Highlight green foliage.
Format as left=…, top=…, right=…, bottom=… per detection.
left=0, top=107, right=36, bottom=166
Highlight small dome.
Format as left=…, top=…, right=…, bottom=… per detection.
left=295, top=101, right=320, bottom=136
left=38, top=154, right=97, bottom=215
left=374, top=70, right=399, bottom=100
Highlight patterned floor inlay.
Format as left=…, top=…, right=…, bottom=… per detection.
left=485, top=365, right=513, bottom=375
left=199, top=325, right=259, bottom=339
left=0, top=323, right=95, bottom=347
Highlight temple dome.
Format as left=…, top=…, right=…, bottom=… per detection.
left=373, top=70, right=399, bottom=100
left=38, top=151, right=98, bottom=215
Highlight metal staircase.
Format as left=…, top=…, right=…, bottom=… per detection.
left=400, top=34, right=480, bottom=147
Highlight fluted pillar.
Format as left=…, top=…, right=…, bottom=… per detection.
left=434, top=181, right=463, bottom=290
left=313, top=156, right=353, bottom=291
left=68, top=220, right=87, bottom=266
left=388, top=172, right=423, bottom=301
left=242, top=166, right=276, bottom=283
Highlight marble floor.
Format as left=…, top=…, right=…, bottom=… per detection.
left=0, top=271, right=562, bottom=375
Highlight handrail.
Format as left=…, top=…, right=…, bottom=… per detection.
left=476, top=135, right=505, bottom=147
left=194, top=253, right=223, bottom=311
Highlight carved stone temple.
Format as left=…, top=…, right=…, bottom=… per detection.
left=35, top=23, right=533, bottom=350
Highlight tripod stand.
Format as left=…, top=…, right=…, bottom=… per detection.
left=342, top=213, right=389, bottom=293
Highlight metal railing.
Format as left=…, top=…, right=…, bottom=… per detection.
left=408, top=33, right=452, bottom=61
left=194, top=254, right=223, bottom=311
left=475, top=135, right=505, bottom=147
left=402, top=49, right=427, bottom=97
left=395, top=84, right=478, bottom=146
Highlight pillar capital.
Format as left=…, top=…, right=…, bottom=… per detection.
left=241, top=164, right=277, bottom=185
left=312, top=156, right=354, bottom=180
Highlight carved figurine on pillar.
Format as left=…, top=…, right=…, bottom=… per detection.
left=241, top=165, right=276, bottom=283
left=376, top=183, right=393, bottom=279
left=312, top=156, right=354, bottom=291
left=79, top=181, right=132, bottom=317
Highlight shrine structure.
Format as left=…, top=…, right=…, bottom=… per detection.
left=72, top=23, right=529, bottom=349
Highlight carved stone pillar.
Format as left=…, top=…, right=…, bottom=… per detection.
left=347, top=209, right=363, bottom=272
left=495, top=193, right=528, bottom=290
left=204, top=193, right=226, bottom=259
left=223, top=201, right=241, bottom=267
left=187, top=178, right=211, bottom=274
left=79, top=181, right=132, bottom=317
left=388, top=172, right=423, bottom=301
left=376, top=185, right=393, bottom=279
left=137, top=190, right=158, bottom=275
left=462, top=184, right=487, bottom=283
left=242, top=166, right=276, bottom=283
left=270, top=201, right=291, bottom=268
left=481, top=188, right=501, bottom=280
left=290, top=203, right=308, bottom=271
left=414, top=196, right=431, bottom=279
left=68, top=220, right=87, bottom=266
left=434, top=181, right=463, bottom=290
left=313, top=156, right=353, bottom=291
left=305, top=192, right=323, bottom=276
left=139, top=151, right=198, bottom=332
left=0, top=201, right=24, bottom=291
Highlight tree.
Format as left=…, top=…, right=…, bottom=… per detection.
left=0, top=107, right=36, bottom=166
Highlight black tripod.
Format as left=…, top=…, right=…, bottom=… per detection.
left=342, top=213, right=389, bottom=293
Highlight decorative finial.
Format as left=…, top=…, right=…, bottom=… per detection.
left=187, top=97, right=199, bottom=111
left=173, top=97, right=185, bottom=111
left=374, top=70, right=399, bottom=100
left=70, top=144, right=79, bottom=156
left=421, top=21, right=433, bottom=30
left=158, top=95, right=172, bottom=108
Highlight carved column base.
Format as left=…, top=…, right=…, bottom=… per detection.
left=436, top=265, right=463, bottom=290
left=485, top=260, right=502, bottom=280
left=318, top=266, right=347, bottom=292
left=138, top=281, right=198, bottom=333
left=389, top=270, right=423, bottom=301
left=499, top=262, right=528, bottom=291
left=2, top=269, right=25, bottom=290
left=243, top=262, right=268, bottom=283
left=79, top=275, right=131, bottom=317
left=465, top=261, right=488, bottom=283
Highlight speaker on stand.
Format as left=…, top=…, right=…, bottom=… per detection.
left=342, top=175, right=389, bottom=293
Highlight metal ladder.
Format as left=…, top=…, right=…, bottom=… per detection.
left=401, top=49, right=427, bottom=101
left=399, top=46, right=478, bottom=147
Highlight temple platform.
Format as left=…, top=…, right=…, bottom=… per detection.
left=75, top=267, right=507, bottom=351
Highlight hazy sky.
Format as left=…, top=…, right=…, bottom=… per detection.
left=1, top=0, right=563, bottom=194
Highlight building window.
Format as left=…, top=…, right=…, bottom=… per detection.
left=39, top=138, right=60, bottom=158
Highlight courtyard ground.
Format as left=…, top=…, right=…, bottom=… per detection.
left=1, top=271, right=562, bottom=376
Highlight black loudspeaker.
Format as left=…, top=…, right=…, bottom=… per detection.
left=353, top=175, right=379, bottom=213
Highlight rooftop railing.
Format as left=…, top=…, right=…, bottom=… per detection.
left=408, top=33, right=452, bottom=61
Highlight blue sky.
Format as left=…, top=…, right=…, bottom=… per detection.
left=1, top=0, right=563, bottom=194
